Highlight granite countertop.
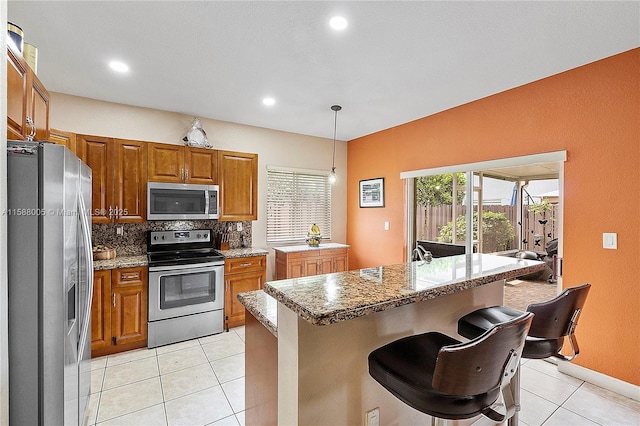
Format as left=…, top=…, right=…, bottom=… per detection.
left=93, top=247, right=268, bottom=270
left=218, top=247, right=269, bottom=259
left=272, top=243, right=350, bottom=253
left=93, top=255, right=148, bottom=271
left=237, top=290, right=278, bottom=337
left=263, top=254, right=545, bottom=326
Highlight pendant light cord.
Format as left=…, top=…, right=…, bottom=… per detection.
left=331, top=105, right=342, bottom=173
left=332, top=109, right=337, bottom=171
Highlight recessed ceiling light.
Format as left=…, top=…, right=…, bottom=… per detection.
left=262, top=97, right=276, bottom=106
left=109, top=60, right=129, bottom=73
left=329, top=16, right=348, bottom=31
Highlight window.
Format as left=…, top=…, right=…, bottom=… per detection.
left=267, top=167, right=331, bottom=243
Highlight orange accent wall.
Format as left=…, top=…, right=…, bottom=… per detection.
left=347, top=48, right=639, bottom=385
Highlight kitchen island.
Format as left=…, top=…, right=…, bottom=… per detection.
left=238, top=253, right=545, bottom=425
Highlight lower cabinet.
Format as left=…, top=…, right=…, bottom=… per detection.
left=91, top=266, right=148, bottom=357
left=224, top=255, right=267, bottom=330
left=275, top=247, right=349, bottom=279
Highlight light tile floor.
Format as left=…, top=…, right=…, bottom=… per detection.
left=86, top=327, right=247, bottom=426
left=87, top=326, right=640, bottom=426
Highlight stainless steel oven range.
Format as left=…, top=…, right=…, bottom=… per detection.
left=147, top=229, right=224, bottom=348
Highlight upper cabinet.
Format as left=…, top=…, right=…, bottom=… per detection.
left=218, top=150, right=258, bottom=221
left=44, top=135, right=258, bottom=222
left=148, top=143, right=217, bottom=184
left=78, top=135, right=147, bottom=223
left=6, top=46, right=50, bottom=141
left=49, top=129, right=77, bottom=155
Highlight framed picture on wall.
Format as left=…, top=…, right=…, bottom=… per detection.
left=359, top=177, right=385, bottom=208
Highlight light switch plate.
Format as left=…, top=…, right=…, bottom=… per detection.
left=384, top=221, right=389, bottom=231
left=365, top=408, right=380, bottom=426
left=603, top=232, right=617, bottom=249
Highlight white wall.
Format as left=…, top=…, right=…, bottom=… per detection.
left=50, top=93, right=348, bottom=279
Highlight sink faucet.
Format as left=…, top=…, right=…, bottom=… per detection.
left=413, top=245, right=433, bottom=263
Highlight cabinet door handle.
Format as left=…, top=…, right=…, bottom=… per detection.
left=115, top=205, right=119, bottom=220
left=240, top=263, right=251, bottom=267
left=185, top=168, right=189, bottom=181
left=112, top=294, right=116, bottom=307
left=181, top=167, right=185, bottom=181
left=121, top=273, right=139, bottom=280
left=26, top=116, right=36, bottom=141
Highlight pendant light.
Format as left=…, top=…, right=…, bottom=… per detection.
left=328, top=104, right=342, bottom=184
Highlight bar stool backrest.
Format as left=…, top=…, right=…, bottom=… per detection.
left=433, top=312, right=533, bottom=396
left=527, top=283, right=591, bottom=339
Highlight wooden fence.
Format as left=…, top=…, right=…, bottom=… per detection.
left=416, top=204, right=558, bottom=252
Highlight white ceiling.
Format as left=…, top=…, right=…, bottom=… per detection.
left=8, top=1, right=639, bottom=141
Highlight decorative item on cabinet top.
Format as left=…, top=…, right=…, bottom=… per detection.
left=183, top=117, right=211, bottom=148
left=8, top=22, right=24, bottom=53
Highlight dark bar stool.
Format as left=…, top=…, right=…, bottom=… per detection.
left=368, top=312, right=533, bottom=425
left=457, top=283, right=591, bottom=425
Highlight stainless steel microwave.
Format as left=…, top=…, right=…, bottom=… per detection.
left=147, top=182, right=219, bottom=220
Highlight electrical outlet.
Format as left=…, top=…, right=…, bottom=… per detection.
left=237, top=222, right=243, bottom=232
left=116, top=226, right=123, bottom=235
left=365, top=408, right=379, bottom=426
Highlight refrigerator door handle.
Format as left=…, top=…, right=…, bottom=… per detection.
left=78, top=194, right=94, bottom=352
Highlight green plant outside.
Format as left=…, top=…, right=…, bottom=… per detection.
left=529, top=199, right=554, bottom=216
left=416, top=173, right=466, bottom=207
left=438, top=211, right=516, bottom=253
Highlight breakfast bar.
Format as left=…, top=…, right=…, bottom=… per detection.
left=238, top=253, right=545, bottom=425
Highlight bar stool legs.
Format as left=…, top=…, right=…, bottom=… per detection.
left=508, top=366, right=521, bottom=426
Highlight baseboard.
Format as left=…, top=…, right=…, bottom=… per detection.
left=557, top=360, right=640, bottom=402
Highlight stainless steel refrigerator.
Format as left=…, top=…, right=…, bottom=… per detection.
left=7, top=141, right=93, bottom=426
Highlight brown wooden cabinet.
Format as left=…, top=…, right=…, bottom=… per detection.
left=78, top=135, right=147, bottom=223
left=147, top=142, right=218, bottom=184
left=218, top=150, right=258, bottom=221
left=275, top=247, right=349, bottom=279
left=224, top=255, right=267, bottom=330
left=91, top=266, right=148, bottom=357
left=49, top=129, right=77, bottom=155
left=111, top=268, right=148, bottom=347
left=29, top=72, right=49, bottom=141
left=6, top=46, right=49, bottom=141
left=91, top=269, right=112, bottom=354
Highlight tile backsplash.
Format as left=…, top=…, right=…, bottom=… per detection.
left=92, top=220, right=252, bottom=255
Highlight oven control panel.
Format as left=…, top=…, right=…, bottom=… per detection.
left=149, top=229, right=211, bottom=245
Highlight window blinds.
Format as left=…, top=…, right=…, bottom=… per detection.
left=267, top=168, right=331, bottom=243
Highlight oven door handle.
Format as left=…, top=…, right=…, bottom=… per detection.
left=149, top=262, right=224, bottom=273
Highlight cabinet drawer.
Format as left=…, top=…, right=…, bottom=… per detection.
left=318, top=248, right=348, bottom=258
left=283, top=250, right=319, bottom=260
left=113, top=266, right=147, bottom=285
left=225, top=256, right=266, bottom=275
